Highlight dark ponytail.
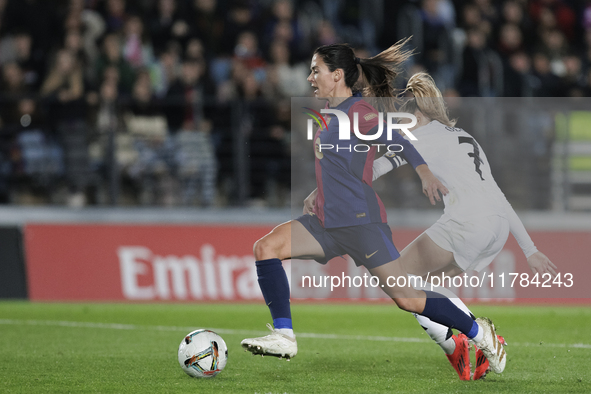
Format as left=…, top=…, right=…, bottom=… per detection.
left=358, top=38, right=413, bottom=98
left=313, top=37, right=413, bottom=98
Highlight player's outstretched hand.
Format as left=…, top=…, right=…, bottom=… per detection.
left=415, top=165, right=449, bottom=205
left=303, top=188, right=318, bottom=215
left=527, top=251, right=557, bottom=277
left=422, top=176, right=449, bottom=205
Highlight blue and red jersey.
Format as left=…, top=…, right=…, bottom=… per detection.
left=313, top=94, right=426, bottom=228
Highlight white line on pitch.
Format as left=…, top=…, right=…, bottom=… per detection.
left=0, top=319, right=589, bottom=349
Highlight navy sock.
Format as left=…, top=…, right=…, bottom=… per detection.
left=256, top=258, right=292, bottom=329
left=421, top=291, right=478, bottom=338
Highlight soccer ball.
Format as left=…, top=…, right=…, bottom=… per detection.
left=178, top=329, right=228, bottom=378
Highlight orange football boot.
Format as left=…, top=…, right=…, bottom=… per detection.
left=446, top=333, right=471, bottom=380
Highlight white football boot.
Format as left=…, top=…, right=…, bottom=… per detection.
left=241, top=323, right=297, bottom=359
left=472, top=317, right=507, bottom=374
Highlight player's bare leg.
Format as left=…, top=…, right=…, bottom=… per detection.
left=400, top=233, right=455, bottom=277
left=242, top=220, right=325, bottom=359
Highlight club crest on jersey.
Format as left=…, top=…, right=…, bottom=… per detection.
left=315, top=137, right=324, bottom=159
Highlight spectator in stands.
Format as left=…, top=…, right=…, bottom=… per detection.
left=497, top=23, right=524, bottom=57
left=419, top=0, right=450, bottom=74
left=531, top=52, right=562, bottom=96
left=1, top=0, right=60, bottom=62
left=262, top=39, right=309, bottom=98
left=262, top=0, right=304, bottom=62
left=128, top=69, right=160, bottom=116
left=66, top=0, right=106, bottom=70
left=122, top=15, right=155, bottom=69
left=40, top=49, right=89, bottom=207
left=0, top=0, right=6, bottom=20
left=0, top=31, right=44, bottom=90
left=233, top=31, right=266, bottom=73
left=220, top=0, right=259, bottom=56
left=0, top=62, right=29, bottom=96
left=165, top=58, right=210, bottom=132
left=461, top=3, right=486, bottom=32
left=504, top=51, right=532, bottom=97
left=561, top=54, right=585, bottom=97
left=10, top=98, right=63, bottom=204
left=0, top=63, right=30, bottom=126
left=501, top=0, right=534, bottom=46
left=64, top=29, right=91, bottom=80
left=313, top=20, right=340, bottom=47
left=540, top=28, right=568, bottom=76
left=165, top=58, right=217, bottom=206
left=529, top=0, right=576, bottom=42
left=174, top=118, right=217, bottom=207
left=248, top=99, right=291, bottom=207
left=95, top=33, right=136, bottom=94
left=458, top=28, right=487, bottom=96
left=124, top=70, right=174, bottom=206
left=474, top=0, right=498, bottom=27
left=150, top=41, right=181, bottom=98
left=150, top=0, right=190, bottom=54
left=102, top=0, right=129, bottom=33
left=189, top=0, right=224, bottom=57
left=185, top=38, right=205, bottom=61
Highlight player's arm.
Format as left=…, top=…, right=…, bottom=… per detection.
left=373, top=132, right=447, bottom=205
left=503, top=199, right=557, bottom=276
left=372, top=153, right=408, bottom=181
left=303, top=188, right=317, bottom=215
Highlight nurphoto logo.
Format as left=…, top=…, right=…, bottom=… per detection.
left=303, top=108, right=419, bottom=154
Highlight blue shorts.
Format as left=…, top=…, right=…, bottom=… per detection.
left=295, top=214, right=400, bottom=269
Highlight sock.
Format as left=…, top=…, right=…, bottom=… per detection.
left=416, top=313, right=456, bottom=354
left=471, top=323, right=483, bottom=343
left=411, top=284, right=477, bottom=354
left=256, top=258, right=293, bottom=331
left=275, top=328, right=295, bottom=338
left=421, top=291, right=477, bottom=338
left=440, top=335, right=456, bottom=355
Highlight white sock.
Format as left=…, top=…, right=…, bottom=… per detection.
left=275, top=328, right=295, bottom=338
left=472, top=324, right=483, bottom=343
left=415, top=313, right=456, bottom=354
left=440, top=336, right=456, bottom=355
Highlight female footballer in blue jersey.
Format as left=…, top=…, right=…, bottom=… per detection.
left=241, top=41, right=507, bottom=375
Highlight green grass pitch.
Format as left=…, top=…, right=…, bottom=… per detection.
left=1, top=301, right=590, bottom=393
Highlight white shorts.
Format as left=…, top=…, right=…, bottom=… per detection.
left=424, top=215, right=510, bottom=272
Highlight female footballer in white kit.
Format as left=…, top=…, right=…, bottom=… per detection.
left=371, top=73, right=557, bottom=380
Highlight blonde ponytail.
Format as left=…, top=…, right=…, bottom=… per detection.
left=400, top=73, right=456, bottom=127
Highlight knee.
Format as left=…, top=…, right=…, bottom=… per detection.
left=392, top=295, right=422, bottom=313
left=393, top=297, right=415, bottom=312
left=253, top=235, right=279, bottom=261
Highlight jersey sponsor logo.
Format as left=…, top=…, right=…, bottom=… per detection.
left=364, top=113, right=378, bottom=121
left=356, top=212, right=366, bottom=218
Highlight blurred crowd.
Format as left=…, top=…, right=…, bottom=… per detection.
left=0, top=0, right=588, bottom=207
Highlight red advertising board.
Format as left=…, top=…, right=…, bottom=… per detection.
left=24, top=224, right=591, bottom=302
left=24, top=224, right=273, bottom=301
